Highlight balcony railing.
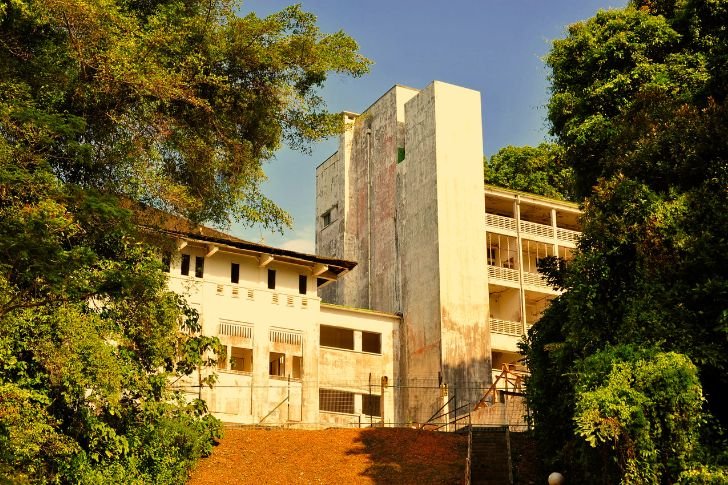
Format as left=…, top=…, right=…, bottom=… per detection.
left=522, top=271, right=551, bottom=289
left=490, top=318, right=522, bottom=336
left=520, top=220, right=553, bottom=239
left=487, top=265, right=519, bottom=284
left=557, top=227, right=580, bottom=244
left=485, top=213, right=517, bottom=232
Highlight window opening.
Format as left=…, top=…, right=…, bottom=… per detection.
left=319, top=389, right=355, bottom=414
left=269, top=352, right=285, bottom=377
left=292, top=356, right=302, bottom=379
left=362, top=394, right=382, bottom=417
left=321, top=210, right=331, bottom=227
left=230, top=347, right=253, bottom=373
left=195, top=256, right=204, bottom=278
left=362, top=332, right=381, bottom=354
left=231, top=263, right=240, bottom=284
left=299, top=275, right=307, bottom=295
left=320, top=326, right=354, bottom=350
left=180, top=254, right=190, bottom=276
left=268, top=269, right=276, bottom=289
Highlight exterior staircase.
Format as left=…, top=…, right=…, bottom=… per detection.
left=470, top=426, right=512, bottom=485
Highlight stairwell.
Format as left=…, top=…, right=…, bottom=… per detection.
left=470, top=426, right=512, bottom=485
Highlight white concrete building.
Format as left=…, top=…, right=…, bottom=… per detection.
left=315, top=81, right=582, bottom=424
left=154, top=218, right=400, bottom=426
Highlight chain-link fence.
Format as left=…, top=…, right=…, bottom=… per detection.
left=173, top=376, right=529, bottom=430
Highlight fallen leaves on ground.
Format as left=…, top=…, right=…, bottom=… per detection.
left=188, top=427, right=467, bottom=484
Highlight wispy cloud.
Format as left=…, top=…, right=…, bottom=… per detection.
left=280, top=224, right=315, bottom=254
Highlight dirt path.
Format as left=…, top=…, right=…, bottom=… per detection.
left=188, top=427, right=467, bottom=484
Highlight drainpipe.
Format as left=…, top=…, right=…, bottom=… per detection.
left=366, top=128, right=372, bottom=309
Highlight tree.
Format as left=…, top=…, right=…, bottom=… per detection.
left=0, top=0, right=368, bottom=481
left=525, top=1, right=728, bottom=482
left=484, top=143, right=576, bottom=201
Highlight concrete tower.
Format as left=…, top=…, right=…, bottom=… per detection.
left=316, top=81, right=491, bottom=422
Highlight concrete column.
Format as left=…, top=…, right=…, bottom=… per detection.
left=551, top=208, right=560, bottom=261
left=354, top=330, right=362, bottom=352
left=514, top=198, right=527, bottom=336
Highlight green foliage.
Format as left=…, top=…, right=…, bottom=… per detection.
left=0, top=0, right=369, bottom=227
left=574, top=347, right=703, bottom=484
left=525, top=1, right=728, bottom=482
left=1, top=0, right=367, bottom=481
left=484, top=143, right=576, bottom=201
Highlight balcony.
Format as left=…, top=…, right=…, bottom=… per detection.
left=485, top=212, right=580, bottom=246
left=488, top=265, right=558, bottom=294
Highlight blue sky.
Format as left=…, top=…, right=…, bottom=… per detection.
left=232, top=0, right=627, bottom=251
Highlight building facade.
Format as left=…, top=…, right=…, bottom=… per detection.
left=315, top=81, right=581, bottom=423
left=157, top=222, right=401, bottom=427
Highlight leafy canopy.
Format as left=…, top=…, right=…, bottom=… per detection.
left=524, top=1, right=728, bottom=482
left=0, top=0, right=369, bottom=482
left=1, top=0, right=370, bottom=227
left=484, top=143, right=576, bottom=201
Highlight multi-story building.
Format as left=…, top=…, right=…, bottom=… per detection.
left=315, top=81, right=581, bottom=423
left=156, top=80, right=580, bottom=428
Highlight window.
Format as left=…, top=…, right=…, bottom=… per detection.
left=230, top=347, right=253, bottom=373
left=320, top=326, right=354, bottom=350
left=299, top=275, right=307, bottom=295
left=268, top=269, right=276, bottom=289
left=180, top=254, right=190, bottom=276
left=292, top=356, right=302, bottom=379
left=362, top=332, right=381, bottom=354
left=195, top=256, right=204, bottom=278
left=319, top=389, right=355, bottom=414
left=362, top=394, right=382, bottom=417
left=269, top=352, right=285, bottom=377
left=231, top=263, right=240, bottom=284
left=321, top=210, right=331, bottom=227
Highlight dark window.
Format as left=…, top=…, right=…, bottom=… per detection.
left=397, top=146, right=406, bottom=163
left=292, top=356, right=302, bottom=379
left=180, top=254, right=190, bottom=276
left=362, top=394, right=382, bottom=417
left=162, top=252, right=171, bottom=273
left=319, top=389, right=355, bottom=414
left=299, top=275, right=307, bottom=295
left=362, top=332, right=382, bottom=354
left=322, top=210, right=331, bottom=227
left=231, top=263, right=240, bottom=284
left=269, top=352, right=285, bottom=377
left=320, top=325, right=354, bottom=350
left=268, top=269, right=276, bottom=289
left=195, top=256, right=204, bottom=278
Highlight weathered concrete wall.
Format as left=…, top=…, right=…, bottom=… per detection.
left=315, top=87, right=418, bottom=313
left=431, top=82, right=491, bottom=403
left=397, top=83, right=444, bottom=421
left=396, top=82, right=491, bottom=421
